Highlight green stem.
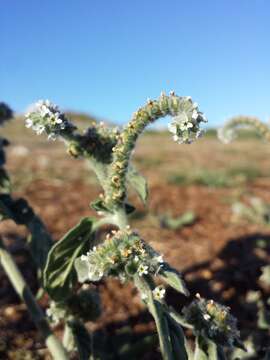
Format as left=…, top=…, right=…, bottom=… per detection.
left=63, top=321, right=76, bottom=353
left=0, top=245, right=69, bottom=360
left=134, top=275, right=174, bottom=360
left=112, top=207, right=129, bottom=229
left=105, top=93, right=204, bottom=209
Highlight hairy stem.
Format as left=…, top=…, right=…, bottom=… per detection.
left=63, top=321, right=76, bottom=353
left=0, top=244, right=69, bottom=360
left=105, top=93, right=202, bottom=209
left=134, top=275, right=174, bottom=360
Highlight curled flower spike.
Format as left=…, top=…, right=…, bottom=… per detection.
left=25, top=100, right=76, bottom=140
left=105, top=92, right=207, bottom=209
left=0, top=102, right=13, bottom=126
left=182, top=297, right=242, bottom=348
left=168, top=99, right=206, bottom=144
left=218, top=116, right=270, bottom=144
left=76, top=229, right=165, bottom=283
left=71, top=124, right=120, bottom=163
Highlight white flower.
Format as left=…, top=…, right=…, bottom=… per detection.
left=196, top=129, right=204, bottom=139
left=203, top=314, right=211, bottom=321
left=153, top=286, right=166, bottom=300
left=134, top=255, right=139, bottom=263
left=192, top=110, right=199, bottom=120
left=35, top=124, right=45, bottom=135
left=24, top=99, right=74, bottom=140
left=167, top=97, right=207, bottom=144
left=141, top=293, right=148, bottom=300
left=155, top=255, right=164, bottom=263
left=138, top=264, right=149, bottom=276
left=81, top=254, right=88, bottom=261
left=46, top=301, right=66, bottom=325
left=25, top=118, right=33, bottom=128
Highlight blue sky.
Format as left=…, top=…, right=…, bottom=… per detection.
left=1, top=0, right=270, bottom=126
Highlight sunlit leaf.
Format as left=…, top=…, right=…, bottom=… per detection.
left=44, top=217, right=95, bottom=301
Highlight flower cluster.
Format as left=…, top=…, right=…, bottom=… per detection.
left=182, top=295, right=241, bottom=348
left=104, top=92, right=207, bottom=209
left=25, top=100, right=76, bottom=140
left=167, top=96, right=207, bottom=144
left=218, top=116, right=270, bottom=144
left=68, top=123, right=120, bottom=163
left=0, top=102, right=13, bottom=126
left=77, top=228, right=164, bottom=282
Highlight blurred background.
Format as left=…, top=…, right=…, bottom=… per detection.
left=1, top=1, right=270, bottom=359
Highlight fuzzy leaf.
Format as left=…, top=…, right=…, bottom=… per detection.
left=27, top=216, right=53, bottom=273
left=166, top=313, right=188, bottom=360
left=127, top=165, right=148, bottom=205
left=91, top=198, right=135, bottom=215
left=44, top=217, right=94, bottom=301
left=91, top=199, right=111, bottom=213
left=75, top=256, right=90, bottom=283
left=159, top=263, right=189, bottom=296
left=160, top=211, right=196, bottom=230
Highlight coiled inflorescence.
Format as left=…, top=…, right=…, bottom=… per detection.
left=25, top=100, right=76, bottom=140
left=182, top=296, right=241, bottom=348
left=0, top=102, right=13, bottom=126
left=67, top=123, right=120, bottom=164
left=104, top=92, right=207, bottom=209
left=218, top=116, right=270, bottom=144
left=77, top=228, right=164, bottom=283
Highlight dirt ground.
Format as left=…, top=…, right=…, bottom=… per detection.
left=1, top=130, right=270, bottom=359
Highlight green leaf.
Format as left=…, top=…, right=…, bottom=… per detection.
left=127, top=165, right=148, bottom=205
left=166, top=314, right=188, bottom=360
left=0, top=195, right=35, bottom=224
left=91, top=198, right=135, bottom=215
left=134, top=275, right=174, bottom=360
left=44, top=217, right=95, bottom=302
left=160, top=211, right=196, bottom=230
left=91, top=199, right=112, bottom=213
left=159, top=263, right=189, bottom=296
left=27, top=216, right=53, bottom=273
left=74, top=256, right=90, bottom=283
